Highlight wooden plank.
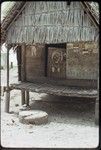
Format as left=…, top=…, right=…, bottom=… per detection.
left=11, top=82, right=43, bottom=91
left=62, top=88, right=97, bottom=97
left=33, top=83, right=53, bottom=93
left=10, top=82, right=97, bottom=98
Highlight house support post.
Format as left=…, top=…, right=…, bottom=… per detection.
left=26, top=91, right=29, bottom=106
left=21, top=43, right=26, bottom=105
left=95, top=97, right=99, bottom=125
left=21, top=90, right=25, bottom=105
left=95, top=77, right=99, bottom=125
left=5, top=45, right=10, bottom=113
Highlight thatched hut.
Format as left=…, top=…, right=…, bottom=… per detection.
left=1, top=2, right=99, bottom=124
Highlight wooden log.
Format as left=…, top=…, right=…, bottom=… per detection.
left=17, top=46, right=21, bottom=81
left=5, top=46, right=10, bottom=113
left=21, top=44, right=26, bottom=81
left=95, top=77, right=99, bottom=125
left=21, top=90, right=25, bottom=105
left=5, top=90, right=10, bottom=113
left=26, top=91, right=29, bottom=106
left=95, top=97, right=99, bottom=125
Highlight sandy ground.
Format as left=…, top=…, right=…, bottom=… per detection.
left=1, top=67, right=99, bottom=148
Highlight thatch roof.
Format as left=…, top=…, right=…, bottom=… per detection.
left=1, top=2, right=26, bottom=44
left=81, top=2, right=99, bottom=25
left=1, top=1, right=99, bottom=45
left=1, top=2, right=16, bottom=21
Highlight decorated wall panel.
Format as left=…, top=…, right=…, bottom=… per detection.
left=66, top=42, right=99, bottom=79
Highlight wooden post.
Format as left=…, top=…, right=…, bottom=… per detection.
left=17, top=46, right=21, bottom=81
left=26, top=91, right=29, bottom=106
left=21, top=90, right=25, bottom=105
left=95, top=97, right=99, bottom=125
left=5, top=45, right=10, bottom=113
left=10, top=62, right=13, bottom=68
left=20, top=44, right=26, bottom=105
left=21, top=44, right=26, bottom=81
left=95, top=77, right=99, bottom=125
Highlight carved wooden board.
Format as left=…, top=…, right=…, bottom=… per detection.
left=47, top=47, right=66, bottom=79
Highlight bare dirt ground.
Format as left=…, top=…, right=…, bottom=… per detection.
left=1, top=67, right=99, bottom=148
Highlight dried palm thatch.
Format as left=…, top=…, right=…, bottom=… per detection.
left=81, top=2, right=99, bottom=26
left=1, top=2, right=26, bottom=44
left=1, top=2, right=16, bottom=21
left=1, top=1, right=99, bottom=45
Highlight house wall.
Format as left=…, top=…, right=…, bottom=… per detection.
left=22, top=41, right=98, bottom=85
left=6, top=2, right=98, bottom=44
left=66, top=41, right=99, bottom=80
left=25, top=44, right=45, bottom=81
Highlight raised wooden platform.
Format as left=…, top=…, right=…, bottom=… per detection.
left=10, top=82, right=97, bottom=98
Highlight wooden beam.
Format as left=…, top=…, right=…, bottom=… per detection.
left=21, top=44, right=26, bottom=81
left=5, top=45, right=10, bottom=113
left=80, top=2, right=99, bottom=28
left=6, top=2, right=27, bottom=31
left=84, top=2, right=99, bottom=25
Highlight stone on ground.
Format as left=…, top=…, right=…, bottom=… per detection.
left=19, top=110, right=48, bottom=125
